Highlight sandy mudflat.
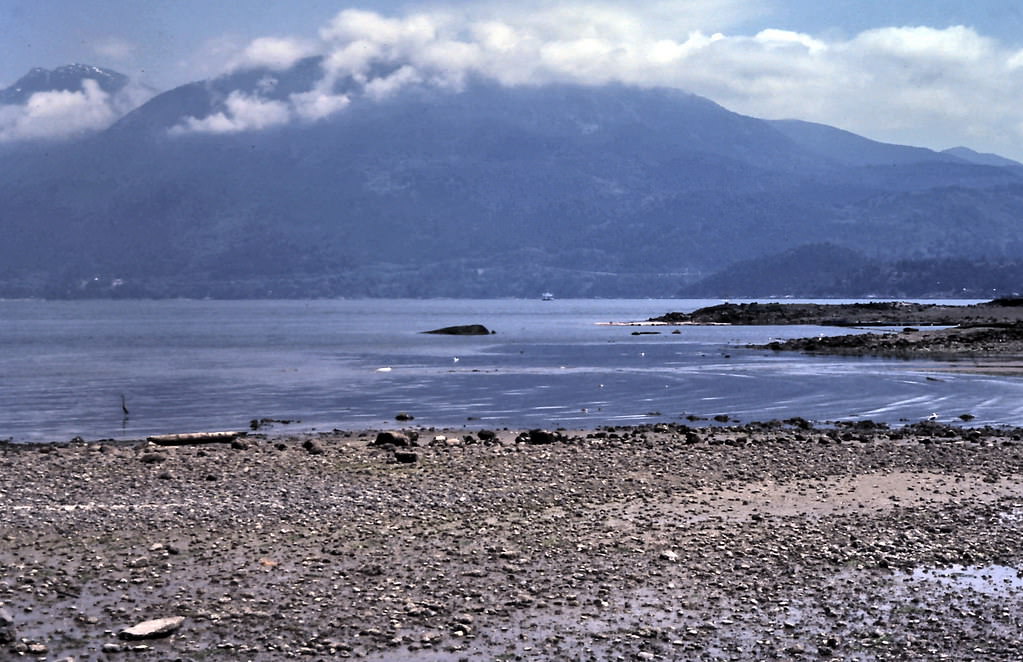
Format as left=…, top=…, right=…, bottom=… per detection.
left=4, top=422, right=1023, bottom=660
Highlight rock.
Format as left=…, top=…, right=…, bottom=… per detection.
left=302, top=439, right=325, bottom=455
left=422, top=324, right=493, bottom=335
left=660, top=550, right=679, bottom=563
left=0, top=607, right=14, bottom=644
left=138, top=452, right=166, bottom=464
left=394, top=450, right=419, bottom=464
left=395, top=412, right=415, bottom=421
left=118, top=615, right=185, bottom=640
left=477, top=429, right=497, bottom=442
left=526, top=429, right=559, bottom=445
left=371, top=431, right=411, bottom=448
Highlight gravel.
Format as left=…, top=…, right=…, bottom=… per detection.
left=3, top=421, right=1023, bottom=660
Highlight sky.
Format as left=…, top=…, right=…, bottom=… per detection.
left=3, top=0, right=1023, bottom=159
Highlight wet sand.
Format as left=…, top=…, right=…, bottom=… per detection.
left=4, top=422, right=1023, bottom=660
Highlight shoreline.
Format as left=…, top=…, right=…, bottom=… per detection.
left=4, top=422, right=1023, bottom=660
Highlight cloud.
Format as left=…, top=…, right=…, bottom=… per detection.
left=171, top=86, right=351, bottom=134
left=92, top=37, right=138, bottom=61
left=0, top=79, right=119, bottom=142
left=170, top=91, right=291, bottom=134
left=230, top=36, right=319, bottom=71
left=176, top=3, right=1023, bottom=156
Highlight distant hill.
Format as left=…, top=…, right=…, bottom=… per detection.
left=942, top=146, right=1023, bottom=168
left=680, top=244, right=1023, bottom=298
left=2, top=60, right=1023, bottom=298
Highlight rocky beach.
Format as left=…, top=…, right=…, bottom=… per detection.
left=648, top=300, right=1023, bottom=373
left=4, top=422, right=1023, bottom=661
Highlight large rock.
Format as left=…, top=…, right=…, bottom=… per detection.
left=118, top=616, right=185, bottom=640
left=422, top=324, right=494, bottom=335
left=0, top=607, right=14, bottom=644
left=370, top=431, right=412, bottom=448
left=525, top=429, right=560, bottom=445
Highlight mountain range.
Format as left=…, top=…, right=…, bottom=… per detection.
left=2, top=61, right=1023, bottom=298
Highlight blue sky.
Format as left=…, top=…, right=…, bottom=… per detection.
left=3, top=1, right=1023, bottom=158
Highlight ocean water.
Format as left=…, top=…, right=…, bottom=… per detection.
left=1, top=298, right=1022, bottom=443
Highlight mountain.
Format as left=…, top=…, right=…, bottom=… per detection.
left=2, top=60, right=1023, bottom=298
left=0, top=64, right=128, bottom=104
left=942, top=146, right=1023, bottom=168
left=767, top=119, right=960, bottom=167
left=679, top=244, right=1023, bottom=298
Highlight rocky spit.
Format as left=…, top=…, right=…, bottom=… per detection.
left=754, top=324, right=1023, bottom=370
left=4, top=422, right=1023, bottom=661
left=651, top=300, right=1023, bottom=327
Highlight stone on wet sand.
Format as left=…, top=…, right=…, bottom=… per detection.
left=118, top=616, right=185, bottom=640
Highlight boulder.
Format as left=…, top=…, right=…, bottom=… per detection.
left=118, top=616, right=185, bottom=640
left=422, top=324, right=493, bottom=335
left=526, top=429, right=559, bottom=445
left=302, top=439, right=325, bottom=455
left=371, top=431, right=412, bottom=448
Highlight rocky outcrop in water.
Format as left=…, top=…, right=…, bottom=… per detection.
left=422, top=324, right=494, bottom=335
left=652, top=300, right=1023, bottom=327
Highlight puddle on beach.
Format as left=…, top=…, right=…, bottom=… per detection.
left=911, top=564, right=1023, bottom=595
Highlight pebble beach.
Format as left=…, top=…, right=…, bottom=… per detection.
left=4, top=421, right=1023, bottom=660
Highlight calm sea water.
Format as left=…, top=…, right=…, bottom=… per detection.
left=2, top=298, right=1021, bottom=443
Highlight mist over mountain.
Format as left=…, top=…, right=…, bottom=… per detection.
left=2, top=59, right=1023, bottom=298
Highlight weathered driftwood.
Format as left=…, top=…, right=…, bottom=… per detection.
left=146, top=431, right=246, bottom=446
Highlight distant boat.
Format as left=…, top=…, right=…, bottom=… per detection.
left=541, top=292, right=554, bottom=301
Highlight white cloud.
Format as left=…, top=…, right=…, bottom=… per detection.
left=171, top=84, right=352, bottom=134
left=364, top=65, right=423, bottom=100
left=0, top=79, right=119, bottom=142
left=231, top=36, right=319, bottom=71
left=92, top=37, right=138, bottom=61
left=170, top=91, right=291, bottom=134
left=177, top=4, right=1023, bottom=157
left=291, top=89, right=351, bottom=120
left=852, top=25, right=994, bottom=62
